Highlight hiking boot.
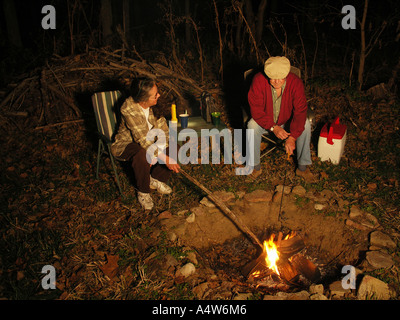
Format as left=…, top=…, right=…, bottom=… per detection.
left=150, top=177, right=172, bottom=195
left=137, top=191, right=154, bottom=210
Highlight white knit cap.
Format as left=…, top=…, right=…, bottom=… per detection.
left=264, top=56, right=291, bottom=79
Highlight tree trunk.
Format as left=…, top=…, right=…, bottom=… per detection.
left=244, top=0, right=255, bottom=37
left=255, top=0, right=268, bottom=43
left=185, top=0, right=191, bottom=46
left=388, top=56, right=400, bottom=92
left=235, top=1, right=244, bottom=57
left=122, top=0, right=130, bottom=45
left=100, top=0, right=113, bottom=45
left=67, top=0, right=78, bottom=55
left=3, top=0, right=22, bottom=47
left=358, top=0, right=368, bottom=91
left=213, top=0, right=223, bottom=81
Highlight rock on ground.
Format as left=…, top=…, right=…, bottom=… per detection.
left=329, top=280, right=352, bottom=299
left=369, top=231, right=397, bottom=249
left=357, top=275, right=391, bottom=300
left=366, top=250, right=394, bottom=269
left=176, top=263, right=196, bottom=278
left=291, top=185, right=306, bottom=196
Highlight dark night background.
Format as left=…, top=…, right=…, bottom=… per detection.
left=1, top=0, right=399, bottom=91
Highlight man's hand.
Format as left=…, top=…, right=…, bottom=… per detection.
left=285, top=136, right=296, bottom=156
left=272, top=125, right=290, bottom=140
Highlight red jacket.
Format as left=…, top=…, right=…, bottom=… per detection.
left=248, top=72, right=307, bottom=139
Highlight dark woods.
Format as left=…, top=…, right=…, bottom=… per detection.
left=1, top=0, right=399, bottom=92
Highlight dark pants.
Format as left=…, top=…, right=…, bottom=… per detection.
left=119, top=142, right=172, bottom=193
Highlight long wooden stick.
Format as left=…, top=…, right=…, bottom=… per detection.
left=179, top=168, right=263, bottom=250
left=35, top=119, right=84, bottom=130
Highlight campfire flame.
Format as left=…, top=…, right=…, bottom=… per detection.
left=262, top=235, right=280, bottom=276
left=247, top=231, right=321, bottom=286
left=252, top=232, right=297, bottom=278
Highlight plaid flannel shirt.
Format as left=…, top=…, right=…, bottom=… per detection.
left=111, top=97, right=169, bottom=160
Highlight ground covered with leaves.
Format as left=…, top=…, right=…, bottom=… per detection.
left=1, top=75, right=400, bottom=300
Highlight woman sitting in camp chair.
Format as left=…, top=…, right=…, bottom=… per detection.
left=111, top=77, right=180, bottom=210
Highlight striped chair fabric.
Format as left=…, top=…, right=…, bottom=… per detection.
left=91, top=90, right=124, bottom=197
left=92, top=90, right=122, bottom=142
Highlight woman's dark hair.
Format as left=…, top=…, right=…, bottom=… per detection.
left=130, top=77, right=157, bottom=103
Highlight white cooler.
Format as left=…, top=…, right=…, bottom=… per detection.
left=318, top=117, right=347, bottom=164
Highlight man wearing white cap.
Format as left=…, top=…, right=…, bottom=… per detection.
left=247, top=56, right=314, bottom=181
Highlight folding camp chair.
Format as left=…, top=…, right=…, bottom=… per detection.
left=92, top=90, right=125, bottom=197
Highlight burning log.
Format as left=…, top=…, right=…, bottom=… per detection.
left=244, top=232, right=304, bottom=276
left=243, top=252, right=271, bottom=279
left=277, top=232, right=306, bottom=258
left=290, top=254, right=321, bottom=283
left=277, top=260, right=300, bottom=284
left=243, top=231, right=321, bottom=288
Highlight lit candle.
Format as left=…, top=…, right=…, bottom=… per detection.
left=171, top=104, right=177, bottom=122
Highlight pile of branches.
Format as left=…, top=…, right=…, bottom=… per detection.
left=0, top=47, right=214, bottom=130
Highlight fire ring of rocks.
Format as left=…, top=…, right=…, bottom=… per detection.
left=158, top=185, right=398, bottom=300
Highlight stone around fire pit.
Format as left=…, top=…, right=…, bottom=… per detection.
left=346, top=206, right=381, bottom=230
left=366, top=250, right=394, bottom=269
left=329, top=280, right=352, bottom=299
left=357, top=275, right=391, bottom=300
left=291, top=185, right=306, bottom=196
left=369, top=231, right=397, bottom=249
